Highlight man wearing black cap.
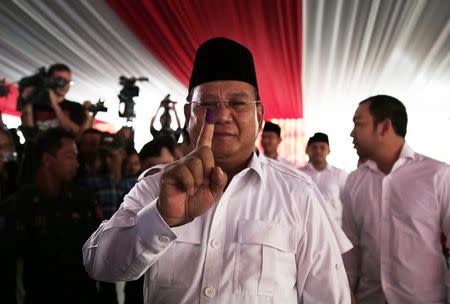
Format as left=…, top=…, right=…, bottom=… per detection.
left=83, top=37, right=351, bottom=303
left=300, top=132, right=348, bottom=226
left=261, top=121, right=294, bottom=167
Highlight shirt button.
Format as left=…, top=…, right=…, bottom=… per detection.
left=211, top=239, right=220, bottom=248
left=159, top=236, right=170, bottom=243
left=335, top=263, right=340, bottom=270
left=204, top=287, right=216, bottom=297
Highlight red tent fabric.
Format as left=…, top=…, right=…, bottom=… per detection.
left=107, top=0, right=303, bottom=120
left=0, top=81, right=20, bottom=117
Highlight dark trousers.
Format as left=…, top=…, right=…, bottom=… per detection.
left=98, top=281, right=118, bottom=304
left=124, top=276, right=144, bottom=304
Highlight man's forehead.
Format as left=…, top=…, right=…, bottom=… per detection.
left=262, top=131, right=278, bottom=137
left=310, top=141, right=328, bottom=147
left=52, top=70, right=71, bottom=79
left=192, top=80, right=255, bottom=98
left=354, top=104, right=370, bottom=119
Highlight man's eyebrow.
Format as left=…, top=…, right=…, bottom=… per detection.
left=226, top=91, right=251, bottom=98
left=197, top=93, right=219, bottom=99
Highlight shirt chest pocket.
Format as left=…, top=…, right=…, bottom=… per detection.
left=156, top=222, right=203, bottom=288
left=234, top=220, right=297, bottom=297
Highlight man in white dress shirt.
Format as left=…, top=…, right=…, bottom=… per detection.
left=342, top=95, right=450, bottom=303
left=260, top=121, right=294, bottom=167
left=83, top=37, right=351, bottom=303
left=300, top=133, right=348, bottom=226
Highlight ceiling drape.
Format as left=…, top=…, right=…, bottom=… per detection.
left=1, top=0, right=449, bottom=168
left=107, top=0, right=303, bottom=120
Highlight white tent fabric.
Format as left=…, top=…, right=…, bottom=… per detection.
left=303, top=0, right=450, bottom=169
left=0, top=0, right=187, bottom=150
left=1, top=0, right=449, bottom=170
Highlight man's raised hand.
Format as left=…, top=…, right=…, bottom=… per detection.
left=158, top=109, right=228, bottom=227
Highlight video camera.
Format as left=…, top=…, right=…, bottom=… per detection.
left=16, top=67, right=71, bottom=110
left=118, top=76, right=148, bottom=121
left=87, top=98, right=108, bottom=114
left=160, top=94, right=177, bottom=110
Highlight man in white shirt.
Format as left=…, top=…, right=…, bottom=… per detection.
left=342, top=95, right=450, bottom=303
left=83, top=37, right=351, bottom=303
left=300, top=133, right=348, bottom=226
left=260, top=121, right=294, bottom=167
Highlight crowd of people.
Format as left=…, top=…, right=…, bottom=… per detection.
left=0, top=63, right=190, bottom=303
left=0, top=36, right=449, bottom=304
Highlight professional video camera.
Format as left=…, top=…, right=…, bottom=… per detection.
left=87, top=98, right=108, bottom=114
left=16, top=67, right=72, bottom=110
left=160, top=94, right=176, bottom=111
left=118, top=75, right=148, bottom=121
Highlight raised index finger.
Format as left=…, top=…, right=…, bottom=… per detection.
left=196, top=109, right=215, bottom=148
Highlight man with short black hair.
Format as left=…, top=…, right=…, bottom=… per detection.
left=139, top=136, right=175, bottom=171
left=343, top=95, right=450, bottom=303
left=22, top=63, right=91, bottom=136
left=0, top=127, right=99, bottom=303
left=84, top=37, right=351, bottom=303
left=300, top=132, right=347, bottom=226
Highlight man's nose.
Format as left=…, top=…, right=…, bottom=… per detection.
left=213, top=104, right=232, bottom=121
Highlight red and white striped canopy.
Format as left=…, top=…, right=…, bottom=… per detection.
left=1, top=0, right=449, bottom=169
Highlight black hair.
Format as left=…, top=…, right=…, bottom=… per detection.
left=47, top=63, right=71, bottom=77
left=139, top=136, right=175, bottom=161
left=19, top=128, right=75, bottom=184
left=360, top=95, right=408, bottom=138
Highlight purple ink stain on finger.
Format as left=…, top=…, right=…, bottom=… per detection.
left=205, top=109, right=216, bottom=124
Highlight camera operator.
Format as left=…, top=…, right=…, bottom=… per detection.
left=150, top=96, right=183, bottom=142
left=21, top=63, right=91, bottom=136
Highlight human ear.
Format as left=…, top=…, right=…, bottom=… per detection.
left=256, top=104, right=264, bottom=132
left=184, top=103, right=191, bottom=126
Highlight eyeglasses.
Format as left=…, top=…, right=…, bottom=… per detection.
left=189, top=99, right=260, bottom=113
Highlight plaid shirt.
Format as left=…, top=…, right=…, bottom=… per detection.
left=83, top=173, right=136, bottom=219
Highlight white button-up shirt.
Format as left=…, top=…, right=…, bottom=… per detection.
left=275, top=156, right=297, bottom=168
left=83, top=153, right=351, bottom=303
left=300, top=163, right=348, bottom=226
left=341, top=143, right=450, bottom=303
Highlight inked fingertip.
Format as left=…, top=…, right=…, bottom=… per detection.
left=205, top=109, right=216, bottom=124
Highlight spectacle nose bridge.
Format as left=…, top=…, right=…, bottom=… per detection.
left=214, top=99, right=231, bottom=109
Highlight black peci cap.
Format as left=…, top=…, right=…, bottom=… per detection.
left=307, top=132, right=329, bottom=147
left=188, top=37, right=259, bottom=96
left=263, top=121, right=281, bottom=137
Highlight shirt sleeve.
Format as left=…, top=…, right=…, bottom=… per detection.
left=311, top=182, right=353, bottom=254
left=82, top=175, right=189, bottom=282
left=341, top=177, right=361, bottom=292
left=436, top=165, right=450, bottom=303
left=339, top=170, right=349, bottom=194
left=296, top=187, right=351, bottom=303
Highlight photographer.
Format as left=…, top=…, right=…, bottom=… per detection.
left=149, top=96, right=182, bottom=142
left=21, top=63, right=91, bottom=136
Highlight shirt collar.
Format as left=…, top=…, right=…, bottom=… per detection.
left=306, top=162, right=330, bottom=172
left=398, top=142, right=415, bottom=160
left=248, top=151, right=264, bottom=180
left=362, top=142, right=415, bottom=172
left=149, top=151, right=264, bottom=182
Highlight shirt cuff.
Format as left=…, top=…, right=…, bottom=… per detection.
left=135, top=198, right=189, bottom=251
